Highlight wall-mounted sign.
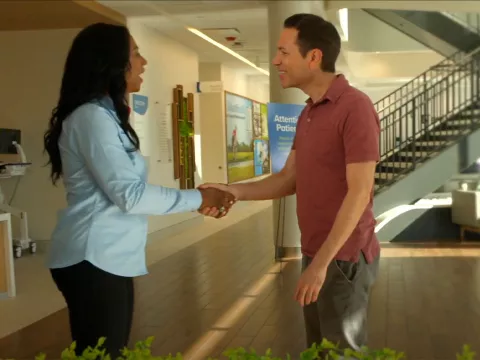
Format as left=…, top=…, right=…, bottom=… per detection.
left=196, top=81, right=223, bottom=93
left=132, top=94, right=149, bottom=115
left=267, top=102, right=304, bottom=174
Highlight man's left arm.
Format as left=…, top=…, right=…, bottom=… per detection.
left=310, top=97, right=380, bottom=270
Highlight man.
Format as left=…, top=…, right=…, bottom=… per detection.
left=200, top=13, right=380, bottom=352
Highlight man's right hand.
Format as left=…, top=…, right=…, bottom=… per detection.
left=198, top=187, right=235, bottom=217
left=197, top=183, right=239, bottom=219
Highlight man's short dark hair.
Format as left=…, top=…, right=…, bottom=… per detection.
left=284, top=13, right=341, bottom=73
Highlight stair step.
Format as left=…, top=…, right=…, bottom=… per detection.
left=462, top=108, right=480, bottom=114
left=430, top=130, right=466, bottom=136
left=397, top=151, right=436, bottom=159
left=374, top=83, right=480, bottom=193
left=450, top=115, right=478, bottom=121
left=416, top=141, right=446, bottom=147
left=431, top=63, right=469, bottom=71
left=375, top=172, right=408, bottom=186
left=382, top=161, right=413, bottom=168
left=375, top=172, right=396, bottom=180
left=447, top=119, right=473, bottom=126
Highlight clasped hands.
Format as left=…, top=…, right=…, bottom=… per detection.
left=197, top=183, right=237, bottom=218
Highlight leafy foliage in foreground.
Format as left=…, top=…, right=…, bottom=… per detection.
left=4, top=337, right=476, bottom=360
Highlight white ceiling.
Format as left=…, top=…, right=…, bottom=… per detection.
left=97, top=0, right=460, bottom=93
left=98, top=0, right=349, bottom=78
left=101, top=0, right=267, bottom=16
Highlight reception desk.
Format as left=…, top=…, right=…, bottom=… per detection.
left=0, top=212, right=15, bottom=298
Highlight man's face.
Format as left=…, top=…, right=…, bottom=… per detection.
left=272, top=28, right=322, bottom=89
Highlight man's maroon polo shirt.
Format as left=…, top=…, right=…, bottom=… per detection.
left=292, top=74, right=380, bottom=264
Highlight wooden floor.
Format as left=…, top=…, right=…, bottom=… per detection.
left=1, top=209, right=480, bottom=360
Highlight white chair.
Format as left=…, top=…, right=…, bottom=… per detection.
left=451, top=189, right=480, bottom=241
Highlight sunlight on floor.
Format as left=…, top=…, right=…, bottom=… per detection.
left=381, top=244, right=480, bottom=258
left=182, top=261, right=284, bottom=360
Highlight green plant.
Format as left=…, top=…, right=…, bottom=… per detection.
left=4, top=337, right=476, bottom=360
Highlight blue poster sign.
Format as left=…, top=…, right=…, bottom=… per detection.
left=132, top=94, right=149, bottom=115
left=267, top=102, right=305, bottom=174
left=253, top=139, right=269, bottom=176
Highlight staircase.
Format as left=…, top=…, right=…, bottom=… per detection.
left=363, top=10, right=480, bottom=57
left=372, top=46, right=480, bottom=237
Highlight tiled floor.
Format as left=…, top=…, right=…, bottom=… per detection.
left=1, top=203, right=480, bottom=360
left=0, top=200, right=272, bottom=341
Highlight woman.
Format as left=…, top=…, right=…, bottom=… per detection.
left=43, top=22, right=233, bottom=357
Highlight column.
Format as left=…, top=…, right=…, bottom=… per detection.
left=197, top=62, right=226, bottom=183
left=267, top=0, right=325, bottom=258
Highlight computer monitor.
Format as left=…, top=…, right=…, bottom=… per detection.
left=0, top=129, right=21, bottom=154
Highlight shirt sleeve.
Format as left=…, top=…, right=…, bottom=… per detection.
left=70, top=104, right=202, bottom=215
left=342, top=97, right=380, bottom=164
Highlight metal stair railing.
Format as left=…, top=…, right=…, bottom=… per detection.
left=375, top=48, right=480, bottom=122
left=373, top=10, right=480, bottom=123
left=374, top=50, right=472, bottom=125
left=374, top=47, right=480, bottom=193
left=377, top=46, right=480, bottom=158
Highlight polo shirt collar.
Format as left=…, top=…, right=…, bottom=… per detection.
left=306, top=74, right=349, bottom=105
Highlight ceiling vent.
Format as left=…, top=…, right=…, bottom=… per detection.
left=231, top=41, right=244, bottom=48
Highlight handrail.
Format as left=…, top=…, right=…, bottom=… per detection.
left=373, top=51, right=463, bottom=109
left=375, top=52, right=480, bottom=194
left=374, top=46, right=480, bottom=115
left=372, top=11, right=480, bottom=195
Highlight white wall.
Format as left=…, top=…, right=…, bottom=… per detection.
left=348, top=9, right=427, bottom=53
left=127, top=20, right=204, bottom=234
left=221, top=65, right=269, bottom=103
left=346, top=50, right=443, bottom=81
left=246, top=75, right=270, bottom=104
left=222, top=65, right=248, bottom=98
left=343, top=9, right=444, bottom=81
left=0, top=28, right=80, bottom=241
left=358, top=84, right=403, bottom=104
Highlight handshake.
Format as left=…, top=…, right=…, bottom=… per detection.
left=197, top=183, right=238, bottom=218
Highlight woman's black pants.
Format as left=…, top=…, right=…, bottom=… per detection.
left=51, top=260, right=134, bottom=358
